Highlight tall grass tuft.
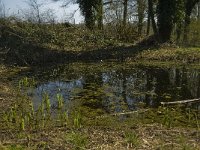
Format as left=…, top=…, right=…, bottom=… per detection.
left=73, top=111, right=82, bottom=128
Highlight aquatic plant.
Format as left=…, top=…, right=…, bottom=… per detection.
left=42, top=92, right=51, bottom=119
left=162, top=107, right=174, bottom=128
left=18, top=77, right=36, bottom=90
left=66, top=131, right=88, bottom=149
left=73, top=111, right=82, bottom=128
left=124, top=131, right=140, bottom=147
left=57, top=94, right=64, bottom=110
left=20, top=118, right=25, bottom=131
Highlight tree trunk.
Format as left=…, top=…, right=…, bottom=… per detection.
left=147, top=0, right=158, bottom=36
left=123, top=0, right=128, bottom=27
left=183, top=0, right=200, bottom=44
left=146, top=0, right=151, bottom=35
left=85, top=8, right=95, bottom=30
left=149, top=0, right=158, bottom=35
left=198, top=2, right=200, bottom=19
left=157, top=0, right=174, bottom=43
left=78, top=0, right=96, bottom=30
left=97, top=0, right=103, bottom=30
left=176, top=23, right=182, bottom=44
left=137, top=0, right=146, bottom=36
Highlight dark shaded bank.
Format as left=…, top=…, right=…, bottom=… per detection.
left=1, top=23, right=200, bottom=67
left=0, top=23, right=144, bottom=66
left=3, top=44, right=146, bottom=66
left=1, top=34, right=146, bottom=66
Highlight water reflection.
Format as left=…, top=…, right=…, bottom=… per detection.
left=33, top=78, right=84, bottom=109
left=32, top=65, right=200, bottom=113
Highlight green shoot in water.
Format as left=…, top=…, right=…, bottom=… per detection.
left=73, top=111, right=82, bottom=128
left=57, top=93, right=64, bottom=110
left=43, top=92, right=51, bottom=114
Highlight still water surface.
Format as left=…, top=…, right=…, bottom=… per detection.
left=27, top=63, right=200, bottom=113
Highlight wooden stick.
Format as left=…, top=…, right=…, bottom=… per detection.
left=96, top=109, right=149, bottom=118
left=161, top=98, right=200, bottom=105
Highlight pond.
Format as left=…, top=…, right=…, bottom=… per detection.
left=20, top=62, right=200, bottom=114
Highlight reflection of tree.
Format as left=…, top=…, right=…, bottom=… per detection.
left=168, top=67, right=200, bottom=100
left=80, top=72, right=104, bottom=109
left=33, top=64, right=200, bottom=113
left=186, top=69, right=200, bottom=98
left=126, top=70, right=148, bottom=108
left=144, top=69, right=155, bottom=106
left=102, top=68, right=159, bottom=111
left=102, top=71, right=127, bottom=113
left=121, top=69, right=128, bottom=109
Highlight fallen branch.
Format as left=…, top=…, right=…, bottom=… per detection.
left=96, top=109, right=149, bottom=118
left=161, top=98, right=200, bottom=105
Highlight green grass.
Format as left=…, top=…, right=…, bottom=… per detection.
left=65, top=131, right=88, bottom=150
left=124, top=131, right=140, bottom=147
left=136, top=47, right=200, bottom=63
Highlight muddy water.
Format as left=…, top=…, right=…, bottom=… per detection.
left=27, top=63, right=200, bottom=113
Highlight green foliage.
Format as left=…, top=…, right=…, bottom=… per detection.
left=43, top=92, right=51, bottom=115
left=161, top=107, right=174, bottom=128
left=18, top=77, right=36, bottom=89
left=66, top=131, right=88, bottom=150
left=2, top=20, right=126, bottom=51
left=136, top=47, right=200, bottom=63
left=4, top=145, right=24, bottom=150
left=73, top=111, right=82, bottom=128
left=57, top=94, right=64, bottom=110
left=76, top=0, right=103, bottom=29
left=124, top=131, right=140, bottom=147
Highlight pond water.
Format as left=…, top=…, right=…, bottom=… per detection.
left=25, top=62, right=200, bottom=113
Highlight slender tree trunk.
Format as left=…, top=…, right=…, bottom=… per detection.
left=37, top=9, right=41, bottom=24
left=149, top=0, right=158, bottom=35
left=137, top=0, right=146, bottom=36
left=176, top=23, right=182, bottom=44
left=183, top=13, right=190, bottom=44
left=97, top=0, right=103, bottom=30
left=183, top=0, right=200, bottom=44
left=147, top=0, right=158, bottom=36
left=123, top=0, right=128, bottom=27
left=146, top=0, right=151, bottom=35
left=198, top=2, right=200, bottom=19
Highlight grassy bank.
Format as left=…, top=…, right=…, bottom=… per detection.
left=135, top=47, right=200, bottom=63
